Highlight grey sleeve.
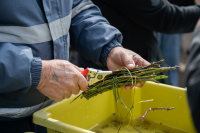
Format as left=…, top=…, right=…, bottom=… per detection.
left=186, top=26, right=200, bottom=131
left=0, top=43, right=42, bottom=93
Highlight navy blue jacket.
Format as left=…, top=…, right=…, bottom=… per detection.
left=0, top=0, right=122, bottom=119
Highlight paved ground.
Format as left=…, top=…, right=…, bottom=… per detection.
left=179, top=33, right=193, bottom=87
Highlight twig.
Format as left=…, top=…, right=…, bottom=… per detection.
left=70, top=93, right=82, bottom=103
left=72, top=60, right=180, bottom=101
left=137, top=107, right=175, bottom=120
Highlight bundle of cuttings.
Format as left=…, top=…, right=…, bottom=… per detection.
left=73, top=60, right=179, bottom=101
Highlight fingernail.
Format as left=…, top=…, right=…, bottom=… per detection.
left=127, top=64, right=134, bottom=68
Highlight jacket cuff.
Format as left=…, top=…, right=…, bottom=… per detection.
left=31, top=57, right=42, bottom=89
left=100, top=38, right=123, bottom=65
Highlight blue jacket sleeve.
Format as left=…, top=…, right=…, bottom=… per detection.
left=69, top=0, right=123, bottom=66
left=0, top=43, right=42, bottom=93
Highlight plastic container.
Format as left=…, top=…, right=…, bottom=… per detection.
left=33, top=81, right=196, bottom=133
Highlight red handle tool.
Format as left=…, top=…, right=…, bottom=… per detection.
left=80, top=67, right=89, bottom=77
left=80, top=68, right=90, bottom=86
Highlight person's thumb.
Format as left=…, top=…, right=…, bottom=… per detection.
left=122, top=53, right=135, bottom=69
left=77, top=73, right=88, bottom=91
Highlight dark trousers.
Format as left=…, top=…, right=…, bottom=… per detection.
left=0, top=116, right=47, bottom=133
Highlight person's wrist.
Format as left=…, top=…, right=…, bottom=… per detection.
left=37, top=60, right=51, bottom=90
left=100, top=39, right=122, bottom=65
left=106, top=47, right=119, bottom=60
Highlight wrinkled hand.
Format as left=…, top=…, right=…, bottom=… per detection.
left=195, top=19, right=200, bottom=29
left=106, top=47, right=150, bottom=89
left=37, top=60, right=88, bottom=101
left=195, top=0, right=200, bottom=28
left=195, top=0, right=200, bottom=4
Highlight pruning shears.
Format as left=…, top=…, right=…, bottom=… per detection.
left=80, top=68, right=112, bottom=85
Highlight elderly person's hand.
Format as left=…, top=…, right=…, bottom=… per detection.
left=37, top=60, right=88, bottom=102
left=196, top=19, right=200, bottom=28
left=195, top=0, right=200, bottom=28
left=106, top=47, right=150, bottom=90
left=195, top=0, right=200, bottom=4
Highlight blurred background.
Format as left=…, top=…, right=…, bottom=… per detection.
left=179, top=33, right=192, bottom=87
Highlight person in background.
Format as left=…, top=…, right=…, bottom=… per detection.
left=157, top=0, right=196, bottom=86
left=75, top=0, right=200, bottom=85
left=157, top=33, right=181, bottom=86
left=0, top=0, right=149, bottom=133
left=186, top=18, right=200, bottom=132
left=168, top=0, right=195, bottom=6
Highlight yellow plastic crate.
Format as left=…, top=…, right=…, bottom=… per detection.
left=33, top=81, right=197, bottom=133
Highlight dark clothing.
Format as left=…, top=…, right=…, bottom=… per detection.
left=0, top=116, right=46, bottom=133
left=186, top=27, right=200, bottom=132
left=168, top=0, right=194, bottom=6
left=76, top=0, right=200, bottom=70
